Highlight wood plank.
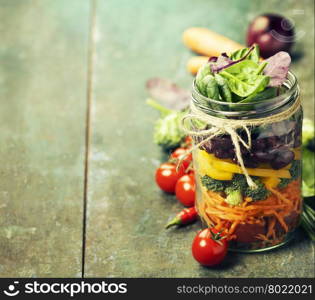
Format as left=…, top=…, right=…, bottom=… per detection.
left=85, top=0, right=314, bottom=277
left=0, top=0, right=90, bottom=277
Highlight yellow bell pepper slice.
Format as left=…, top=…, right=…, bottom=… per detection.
left=211, top=159, right=291, bottom=178
left=292, top=148, right=301, bottom=160
left=262, top=177, right=281, bottom=189
left=202, top=151, right=291, bottom=178
left=196, top=150, right=233, bottom=180
left=200, top=164, right=234, bottom=180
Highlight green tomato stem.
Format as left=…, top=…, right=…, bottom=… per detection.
left=165, top=216, right=181, bottom=229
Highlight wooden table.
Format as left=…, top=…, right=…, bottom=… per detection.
left=0, top=0, right=314, bottom=277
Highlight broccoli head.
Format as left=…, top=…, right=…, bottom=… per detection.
left=147, top=98, right=186, bottom=151
left=224, top=186, right=243, bottom=206
left=229, top=174, right=248, bottom=191
left=201, top=174, right=269, bottom=202
left=245, top=178, right=269, bottom=201
left=201, top=175, right=226, bottom=192
left=278, top=178, right=290, bottom=189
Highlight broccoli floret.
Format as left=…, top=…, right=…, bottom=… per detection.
left=245, top=178, right=269, bottom=201
left=225, top=187, right=243, bottom=206
left=229, top=174, right=248, bottom=191
left=278, top=160, right=301, bottom=189
left=201, top=175, right=226, bottom=192
left=278, top=178, right=290, bottom=189
left=201, top=174, right=268, bottom=202
left=223, top=174, right=247, bottom=206
left=154, top=112, right=185, bottom=150
left=227, top=174, right=269, bottom=201
left=147, top=98, right=186, bottom=150
left=289, top=160, right=301, bottom=180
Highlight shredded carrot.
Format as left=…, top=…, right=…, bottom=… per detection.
left=198, top=180, right=302, bottom=244
left=273, top=211, right=289, bottom=232
left=229, top=221, right=240, bottom=235
left=267, top=217, right=276, bottom=238
left=256, top=234, right=269, bottom=241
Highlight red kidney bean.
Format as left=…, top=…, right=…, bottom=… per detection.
left=254, top=151, right=275, bottom=163
left=270, top=148, right=294, bottom=169
left=214, top=148, right=232, bottom=159
left=211, top=136, right=233, bottom=150
left=252, top=139, right=266, bottom=151
left=232, top=154, right=259, bottom=168
left=267, top=136, right=279, bottom=149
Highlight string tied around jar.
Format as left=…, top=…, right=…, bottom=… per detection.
left=182, top=96, right=301, bottom=189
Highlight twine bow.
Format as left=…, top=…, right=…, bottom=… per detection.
left=182, top=96, right=301, bottom=189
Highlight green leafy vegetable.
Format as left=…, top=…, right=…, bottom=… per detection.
left=203, top=75, right=220, bottom=100
left=200, top=175, right=226, bottom=192
left=229, top=44, right=260, bottom=63
left=302, top=148, right=315, bottom=197
left=220, top=69, right=270, bottom=98
left=195, top=45, right=292, bottom=105
left=201, top=173, right=269, bottom=202
left=214, top=73, right=232, bottom=102
left=223, top=59, right=260, bottom=76
left=196, top=73, right=224, bottom=111
left=196, top=63, right=211, bottom=94
left=302, top=118, right=315, bottom=150
left=300, top=118, right=315, bottom=197
left=255, top=61, right=268, bottom=75
left=240, top=87, right=277, bottom=103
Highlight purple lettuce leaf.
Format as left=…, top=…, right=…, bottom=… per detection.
left=208, top=56, right=218, bottom=62
left=210, top=45, right=256, bottom=73
left=263, top=51, right=291, bottom=87
left=146, top=78, right=190, bottom=110
left=210, top=53, right=233, bottom=73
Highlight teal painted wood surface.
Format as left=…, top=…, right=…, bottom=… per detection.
left=84, top=0, right=314, bottom=277
left=0, top=0, right=89, bottom=277
left=0, top=0, right=314, bottom=277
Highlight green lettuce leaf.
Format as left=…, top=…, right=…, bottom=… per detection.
left=229, top=44, right=260, bottom=63
left=220, top=70, right=269, bottom=98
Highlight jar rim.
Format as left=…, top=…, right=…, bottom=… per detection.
left=191, top=71, right=299, bottom=118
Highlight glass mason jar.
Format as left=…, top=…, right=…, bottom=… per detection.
left=190, top=71, right=302, bottom=252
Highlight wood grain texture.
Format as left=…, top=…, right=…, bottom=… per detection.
left=0, top=0, right=90, bottom=277
left=84, top=0, right=314, bottom=277
left=0, top=0, right=313, bottom=278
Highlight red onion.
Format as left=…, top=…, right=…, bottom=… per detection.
left=247, top=14, right=295, bottom=58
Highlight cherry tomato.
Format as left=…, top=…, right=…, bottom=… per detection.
left=170, top=147, right=193, bottom=170
left=175, top=174, right=195, bottom=207
left=192, top=228, right=228, bottom=267
left=155, top=163, right=185, bottom=194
